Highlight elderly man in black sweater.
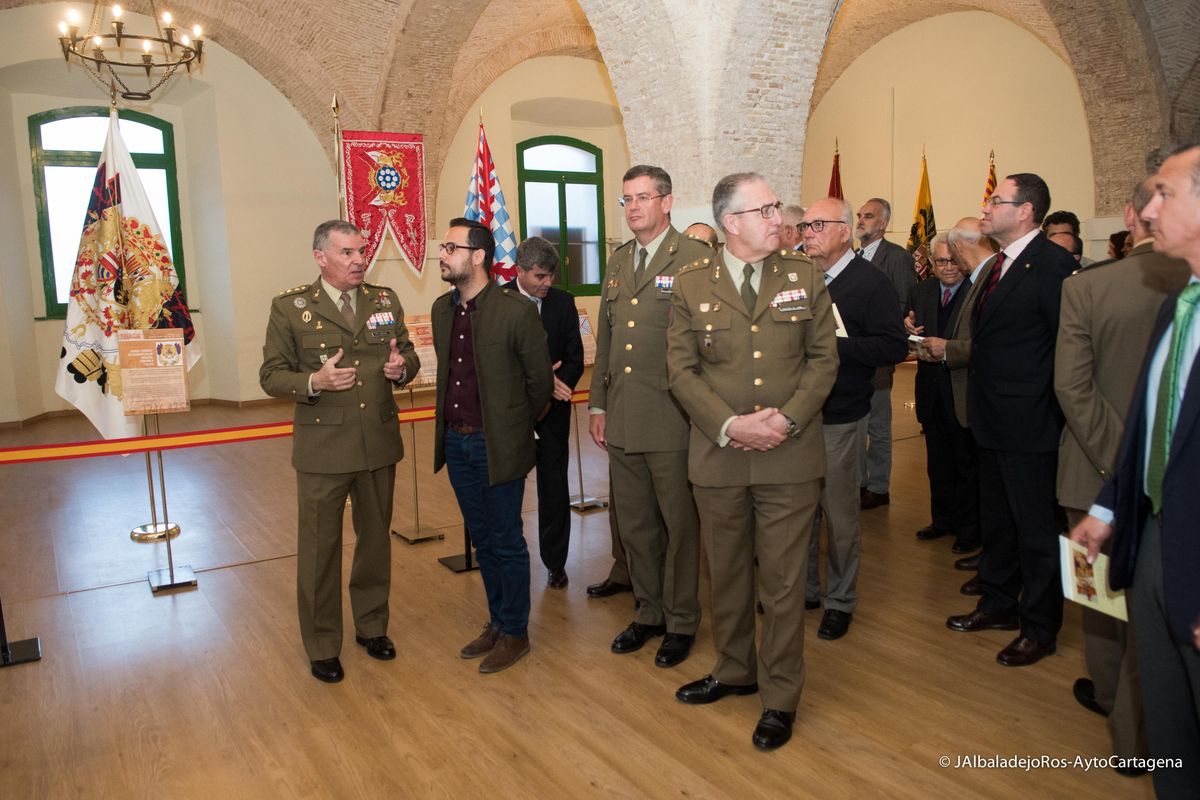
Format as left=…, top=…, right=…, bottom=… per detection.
left=802, top=197, right=908, bottom=640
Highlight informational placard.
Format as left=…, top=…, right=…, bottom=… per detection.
left=405, top=315, right=437, bottom=389
left=579, top=310, right=597, bottom=367
left=117, top=329, right=190, bottom=415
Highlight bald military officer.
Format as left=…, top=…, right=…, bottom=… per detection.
left=669, top=172, right=838, bottom=751
left=260, top=219, right=419, bottom=683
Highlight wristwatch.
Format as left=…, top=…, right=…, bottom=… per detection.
left=783, top=415, right=800, bottom=439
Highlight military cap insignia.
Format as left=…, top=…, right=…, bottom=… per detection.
left=788, top=272, right=798, bottom=282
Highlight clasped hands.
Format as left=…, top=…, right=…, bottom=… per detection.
left=312, top=338, right=406, bottom=391
left=904, top=311, right=947, bottom=362
left=727, top=407, right=788, bottom=451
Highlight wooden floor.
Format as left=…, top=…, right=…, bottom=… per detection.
left=0, top=365, right=1151, bottom=798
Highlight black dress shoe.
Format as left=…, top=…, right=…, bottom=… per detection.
left=611, top=621, right=666, bottom=653
left=946, top=608, right=1019, bottom=632
left=951, top=540, right=980, bottom=554
left=996, top=636, right=1056, bottom=667
left=355, top=635, right=396, bottom=660
left=587, top=579, right=633, bottom=598
left=804, top=599, right=821, bottom=611
left=954, top=553, right=982, bottom=571
left=547, top=569, right=568, bottom=589
left=1072, top=678, right=1109, bottom=716
left=654, top=633, right=694, bottom=668
left=752, top=709, right=796, bottom=751
left=860, top=490, right=890, bottom=509
left=310, top=657, right=344, bottom=683
left=676, top=674, right=758, bottom=704
left=959, top=576, right=982, bottom=596
left=817, top=609, right=852, bottom=640
left=916, top=526, right=950, bottom=541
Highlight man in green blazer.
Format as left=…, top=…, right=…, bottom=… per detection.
left=432, top=218, right=553, bottom=674
left=588, top=165, right=709, bottom=669
left=260, top=219, right=419, bottom=684
left=668, top=173, right=838, bottom=751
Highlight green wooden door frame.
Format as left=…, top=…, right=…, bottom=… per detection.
left=28, top=106, right=188, bottom=319
left=516, top=135, right=605, bottom=297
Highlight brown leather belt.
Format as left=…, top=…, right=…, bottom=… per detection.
left=447, top=422, right=481, bottom=435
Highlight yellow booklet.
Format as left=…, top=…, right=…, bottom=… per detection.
left=1059, top=535, right=1128, bottom=621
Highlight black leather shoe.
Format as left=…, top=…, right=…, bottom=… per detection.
left=946, top=608, right=1019, bottom=632
left=916, top=526, right=950, bottom=541
left=860, top=490, right=890, bottom=509
left=805, top=599, right=821, bottom=611
left=954, top=553, right=982, bottom=571
left=654, top=633, right=694, bottom=668
left=996, top=636, right=1056, bottom=667
left=1072, top=678, right=1108, bottom=716
left=587, top=579, right=633, bottom=598
left=310, top=657, right=344, bottom=683
left=960, top=576, right=982, bottom=596
left=752, top=709, right=796, bottom=751
left=611, top=621, right=666, bottom=653
left=817, top=609, right=852, bottom=640
left=675, top=674, right=758, bottom=705
left=355, top=635, right=396, bottom=660
left=951, top=540, right=980, bottom=554
left=547, top=569, right=568, bottom=589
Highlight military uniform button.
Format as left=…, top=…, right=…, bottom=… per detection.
left=754, top=378, right=763, bottom=386
left=320, top=342, right=326, bottom=349
left=754, top=404, right=763, bottom=411
left=354, top=359, right=360, bottom=366
left=354, top=339, right=359, bottom=345
left=705, top=324, right=713, bottom=331
left=315, top=417, right=321, bottom=423
left=356, top=380, right=363, bottom=387
left=625, top=343, right=633, bottom=351
left=627, top=320, right=636, bottom=328
left=751, top=324, right=760, bottom=333
left=624, top=366, right=632, bottom=373
left=790, top=315, right=798, bottom=322
left=631, top=298, right=639, bottom=305
left=359, top=403, right=366, bottom=409
left=753, top=351, right=762, bottom=359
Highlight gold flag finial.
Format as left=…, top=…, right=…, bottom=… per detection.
left=331, top=94, right=340, bottom=118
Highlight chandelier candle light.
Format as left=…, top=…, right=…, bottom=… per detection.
left=56, top=2, right=204, bottom=101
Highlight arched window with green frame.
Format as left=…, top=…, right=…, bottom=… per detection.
left=516, top=136, right=605, bottom=295
left=29, top=106, right=187, bottom=319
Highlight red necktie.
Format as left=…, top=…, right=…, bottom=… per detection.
left=975, top=251, right=1006, bottom=319
left=941, top=287, right=951, bottom=307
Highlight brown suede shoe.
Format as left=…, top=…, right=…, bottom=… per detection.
left=459, top=622, right=501, bottom=659
left=479, top=634, right=530, bottom=674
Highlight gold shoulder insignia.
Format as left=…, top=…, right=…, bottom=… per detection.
left=277, top=284, right=310, bottom=297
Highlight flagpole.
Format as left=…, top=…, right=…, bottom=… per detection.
left=569, top=401, right=606, bottom=511
left=392, top=386, right=445, bottom=545
left=332, top=94, right=346, bottom=221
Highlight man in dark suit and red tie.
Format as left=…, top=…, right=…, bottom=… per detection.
left=505, top=236, right=584, bottom=589
left=1072, top=141, right=1200, bottom=797
left=946, top=173, right=1076, bottom=668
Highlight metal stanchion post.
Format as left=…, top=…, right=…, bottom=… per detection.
left=0, top=590, right=41, bottom=668
left=569, top=401, right=606, bottom=511
left=393, top=387, right=444, bottom=545
left=133, top=415, right=196, bottom=592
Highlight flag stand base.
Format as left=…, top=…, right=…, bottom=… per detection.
left=438, top=552, right=478, bottom=573
left=131, top=522, right=180, bottom=542
left=0, top=590, right=41, bottom=668
left=148, top=564, right=197, bottom=592
left=570, top=495, right=608, bottom=512
left=392, top=527, right=444, bottom=545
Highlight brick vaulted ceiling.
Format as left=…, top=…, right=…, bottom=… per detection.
left=3, top=0, right=1197, bottom=216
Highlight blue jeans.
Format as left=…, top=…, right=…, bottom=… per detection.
left=444, top=428, right=530, bottom=637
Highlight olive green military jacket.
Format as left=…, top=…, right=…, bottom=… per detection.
left=590, top=226, right=714, bottom=452
left=260, top=279, right=419, bottom=474
left=667, top=249, right=839, bottom=487
left=430, top=280, right=553, bottom=486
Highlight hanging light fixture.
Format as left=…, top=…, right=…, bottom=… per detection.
left=56, top=2, right=204, bottom=101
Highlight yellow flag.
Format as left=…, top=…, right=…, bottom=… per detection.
left=906, top=155, right=936, bottom=280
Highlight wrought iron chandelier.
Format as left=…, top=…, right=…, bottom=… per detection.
left=56, top=2, right=204, bottom=101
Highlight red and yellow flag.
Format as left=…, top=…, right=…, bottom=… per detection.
left=906, top=154, right=937, bottom=280
left=982, top=150, right=997, bottom=205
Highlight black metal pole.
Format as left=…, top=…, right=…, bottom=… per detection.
left=0, top=588, right=42, bottom=667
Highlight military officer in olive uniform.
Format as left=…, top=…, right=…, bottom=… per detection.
left=260, top=219, right=419, bottom=684
left=588, top=165, right=709, bottom=668
left=668, top=173, right=838, bottom=752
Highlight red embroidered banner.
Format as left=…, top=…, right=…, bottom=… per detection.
left=342, top=130, right=426, bottom=274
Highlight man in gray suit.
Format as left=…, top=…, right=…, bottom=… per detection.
left=589, top=165, right=708, bottom=668
left=1055, top=178, right=1189, bottom=769
left=855, top=198, right=917, bottom=509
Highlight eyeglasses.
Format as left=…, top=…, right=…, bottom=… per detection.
left=798, top=219, right=848, bottom=233
left=438, top=241, right=482, bottom=255
left=618, top=193, right=667, bottom=208
left=729, top=201, right=783, bottom=220
left=985, top=196, right=1026, bottom=207
left=933, top=258, right=954, bottom=266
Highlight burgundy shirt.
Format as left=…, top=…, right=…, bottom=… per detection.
left=444, top=295, right=483, bottom=428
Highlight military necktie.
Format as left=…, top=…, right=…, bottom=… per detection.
left=635, top=247, right=648, bottom=284
left=974, top=251, right=1006, bottom=321
left=340, top=291, right=356, bottom=329
left=1147, top=283, right=1200, bottom=513
left=742, top=263, right=757, bottom=314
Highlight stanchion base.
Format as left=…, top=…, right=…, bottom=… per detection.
left=438, top=553, right=479, bottom=573
left=570, top=495, right=609, bottom=511
left=391, top=528, right=445, bottom=545
left=130, top=522, right=181, bottom=543
left=148, top=565, right=197, bottom=592
left=1, top=637, right=42, bottom=667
